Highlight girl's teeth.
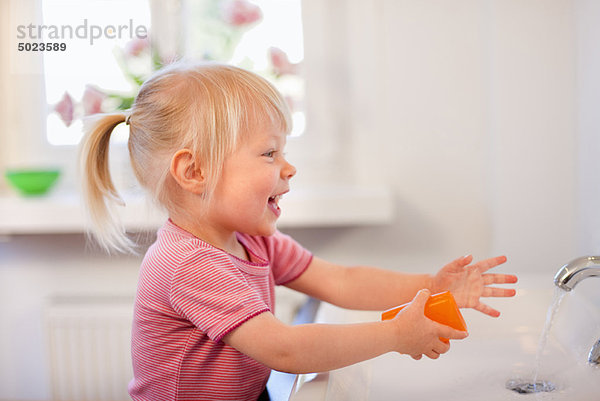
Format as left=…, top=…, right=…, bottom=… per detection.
left=269, top=195, right=281, bottom=207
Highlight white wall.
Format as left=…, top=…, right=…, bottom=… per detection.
left=576, top=0, right=600, bottom=256
left=1, top=0, right=599, bottom=399
left=487, top=0, right=579, bottom=269
left=0, top=235, right=142, bottom=400
left=340, top=0, right=588, bottom=273
left=302, top=0, right=585, bottom=274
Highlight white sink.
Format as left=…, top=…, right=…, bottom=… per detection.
left=289, top=274, right=600, bottom=400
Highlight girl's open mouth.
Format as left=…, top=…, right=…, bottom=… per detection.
left=267, top=195, right=282, bottom=217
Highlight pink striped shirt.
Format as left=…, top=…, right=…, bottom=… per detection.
left=128, top=219, right=312, bottom=401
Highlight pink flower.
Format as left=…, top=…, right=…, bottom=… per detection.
left=269, top=47, right=298, bottom=76
left=220, top=0, right=262, bottom=26
left=82, top=85, right=106, bottom=116
left=124, top=37, right=150, bottom=57
left=54, top=92, right=74, bottom=127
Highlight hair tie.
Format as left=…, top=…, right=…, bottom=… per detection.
left=125, top=114, right=132, bottom=125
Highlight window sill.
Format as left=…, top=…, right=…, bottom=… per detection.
left=0, top=185, right=394, bottom=235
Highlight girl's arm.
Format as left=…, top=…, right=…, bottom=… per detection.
left=286, top=256, right=432, bottom=310
left=286, top=255, right=517, bottom=315
left=223, top=289, right=468, bottom=374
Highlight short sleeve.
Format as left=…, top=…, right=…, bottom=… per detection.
left=262, top=231, right=313, bottom=285
left=169, top=248, right=270, bottom=342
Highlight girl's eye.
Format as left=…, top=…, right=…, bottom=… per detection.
left=263, top=150, right=276, bottom=158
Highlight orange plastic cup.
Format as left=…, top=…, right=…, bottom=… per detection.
left=381, top=291, right=467, bottom=343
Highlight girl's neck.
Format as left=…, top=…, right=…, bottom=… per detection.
left=169, top=216, right=249, bottom=261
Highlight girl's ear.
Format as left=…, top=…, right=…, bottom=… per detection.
left=169, top=149, right=206, bottom=194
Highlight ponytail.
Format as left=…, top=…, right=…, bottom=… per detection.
left=79, top=112, right=135, bottom=253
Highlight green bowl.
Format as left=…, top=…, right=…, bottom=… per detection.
left=4, top=169, right=61, bottom=196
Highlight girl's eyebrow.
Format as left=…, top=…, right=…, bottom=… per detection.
left=260, top=133, right=285, bottom=145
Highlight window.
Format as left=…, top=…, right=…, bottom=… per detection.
left=42, top=0, right=305, bottom=146
left=6, top=0, right=378, bottom=195
left=42, top=0, right=151, bottom=146
left=229, top=0, right=306, bottom=137
left=2, top=0, right=394, bottom=231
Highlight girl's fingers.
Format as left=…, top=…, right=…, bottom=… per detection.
left=473, top=255, right=508, bottom=273
left=414, top=289, right=431, bottom=306
left=425, top=350, right=441, bottom=359
left=461, top=254, right=473, bottom=265
left=482, top=286, right=517, bottom=298
left=482, top=273, right=518, bottom=285
left=443, top=255, right=472, bottom=272
left=433, top=340, right=450, bottom=355
left=474, top=302, right=501, bottom=318
left=426, top=339, right=452, bottom=359
left=436, top=323, right=469, bottom=341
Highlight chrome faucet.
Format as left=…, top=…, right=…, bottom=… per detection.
left=589, top=340, right=600, bottom=365
left=553, top=256, right=600, bottom=291
left=554, top=256, right=600, bottom=365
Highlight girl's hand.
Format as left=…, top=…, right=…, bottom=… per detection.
left=391, top=289, right=469, bottom=360
left=432, top=255, right=517, bottom=317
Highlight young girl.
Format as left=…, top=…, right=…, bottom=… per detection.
left=79, top=62, right=517, bottom=401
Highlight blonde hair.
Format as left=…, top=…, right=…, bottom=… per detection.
left=79, top=62, right=292, bottom=253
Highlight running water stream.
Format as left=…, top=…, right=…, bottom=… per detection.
left=507, top=287, right=567, bottom=395
left=532, top=287, right=567, bottom=391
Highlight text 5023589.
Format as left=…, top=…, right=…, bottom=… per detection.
left=18, top=42, right=67, bottom=52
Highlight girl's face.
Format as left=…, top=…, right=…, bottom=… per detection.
left=207, top=121, right=296, bottom=238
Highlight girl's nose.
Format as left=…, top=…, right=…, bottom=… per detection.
left=282, top=159, right=296, bottom=180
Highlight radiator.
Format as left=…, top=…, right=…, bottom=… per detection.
left=44, top=295, right=134, bottom=401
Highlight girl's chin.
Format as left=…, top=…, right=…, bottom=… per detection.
left=241, top=222, right=277, bottom=237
